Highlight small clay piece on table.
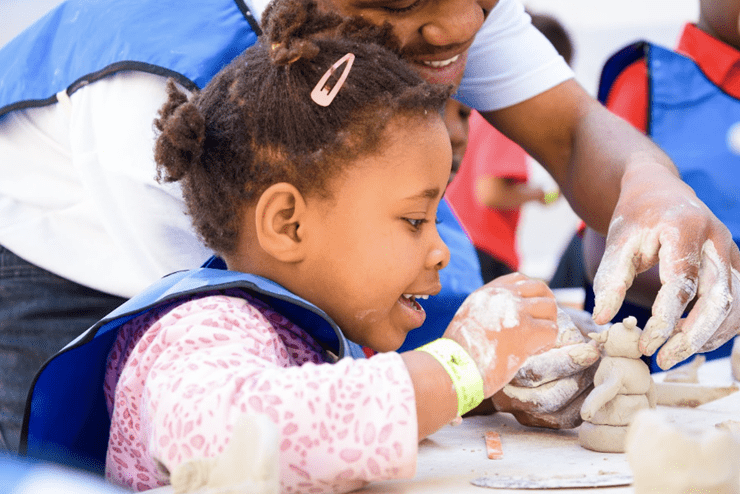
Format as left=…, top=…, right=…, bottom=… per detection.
left=578, top=316, right=655, bottom=453
left=654, top=381, right=739, bottom=408
left=716, top=420, right=740, bottom=434
left=484, top=430, right=504, bottom=459
left=662, top=354, right=705, bottom=383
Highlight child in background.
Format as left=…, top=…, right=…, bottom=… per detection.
left=442, top=98, right=472, bottom=185
left=583, top=0, right=740, bottom=369
left=98, top=3, right=558, bottom=492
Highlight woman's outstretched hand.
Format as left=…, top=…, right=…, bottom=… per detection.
left=592, top=164, right=740, bottom=370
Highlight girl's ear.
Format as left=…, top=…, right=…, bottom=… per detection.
left=254, top=183, right=307, bottom=263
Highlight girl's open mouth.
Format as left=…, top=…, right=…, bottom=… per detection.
left=399, top=293, right=428, bottom=312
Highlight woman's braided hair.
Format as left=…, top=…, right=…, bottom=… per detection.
left=154, top=0, right=451, bottom=255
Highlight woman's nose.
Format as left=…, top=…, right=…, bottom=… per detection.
left=420, top=0, right=485, bottom=46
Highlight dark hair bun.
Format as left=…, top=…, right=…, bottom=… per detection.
left=154, top=80, right=206, bottom=182
left=269, top=39, right=320, bottom=65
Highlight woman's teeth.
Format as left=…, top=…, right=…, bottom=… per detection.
left=422, top=55, right=460, bottom=68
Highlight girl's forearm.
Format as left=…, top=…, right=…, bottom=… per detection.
left=401, top=350, right=458, bottom=441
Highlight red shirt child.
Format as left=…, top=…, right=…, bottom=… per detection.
left=445, top=110, right=530, bottom=274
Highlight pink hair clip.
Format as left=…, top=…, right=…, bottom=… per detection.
left=310, top=53, right=355, bottom=107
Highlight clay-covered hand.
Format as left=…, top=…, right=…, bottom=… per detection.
left=591, top=164, right=740, bottom=370
left=443, top=273, right=559, bottom=398
left=491, top=307, right=601, bottom=429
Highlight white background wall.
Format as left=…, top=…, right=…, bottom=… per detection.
left=1, top=0, right=701, bottom=281
left=1, top=0, right=64, bottom=46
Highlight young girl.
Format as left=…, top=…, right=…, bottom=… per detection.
left=100, top=2, right=559, bottom=491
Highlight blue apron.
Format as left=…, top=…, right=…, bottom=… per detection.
left=0, top=0, right=260, bottom=117
left=599, top=42, right=740, bottom=246
left=20, top=256, right=364, bottom=474
left=592, top=41, right=739, bottom=368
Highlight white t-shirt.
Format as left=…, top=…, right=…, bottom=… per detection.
left=0, top=0, right=572, bottom=297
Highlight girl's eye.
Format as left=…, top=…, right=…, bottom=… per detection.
left=382, top=0, right=423, bottom=13
left=405, top=218, right=428, bottom=230
left=435, top=216, right=441, bottom=225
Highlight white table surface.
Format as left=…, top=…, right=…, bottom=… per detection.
left=146, top=357, right=739, bottom=493
left=356, top=356, right=739, bottom=493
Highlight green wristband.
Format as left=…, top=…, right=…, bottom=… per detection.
left=544, top=190, right=560, bottom=205
left=417, top=338, right=484, bottom=416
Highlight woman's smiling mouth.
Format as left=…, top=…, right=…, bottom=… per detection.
left=422, top=54, right=461, bottom=68
left=412, top=51, right=468, bottom=85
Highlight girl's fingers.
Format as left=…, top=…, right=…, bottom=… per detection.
left=521, top=296, right=558, bottom=321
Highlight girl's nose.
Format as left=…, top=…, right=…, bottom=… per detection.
left=420, top=0, right=485, bottom=46
left=427, top=230, right=451, bottom=270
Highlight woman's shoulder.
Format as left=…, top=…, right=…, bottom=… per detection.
left=459, top=0, right=573, bottom=112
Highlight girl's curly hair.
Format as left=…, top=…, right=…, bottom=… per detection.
left=154, top=0, right=451, bottom=255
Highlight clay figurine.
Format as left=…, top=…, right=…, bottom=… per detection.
left=579, top=316, right=656, bottom=453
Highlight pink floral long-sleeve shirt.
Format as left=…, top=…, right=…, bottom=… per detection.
left=104, top=289, right=418, bottom=493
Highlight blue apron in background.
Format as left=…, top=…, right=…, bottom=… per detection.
left=599, top=42, right=740, bottom=247
left=592, top=42, right=739, bottom=368
left=0, top=0, right=260, bottom=117
left=647, top=44, right=740, bottom=245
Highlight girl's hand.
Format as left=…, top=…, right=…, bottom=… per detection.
left=443, top=273, right=558, bottom=397
left=490, top=307, right=602, bottom=429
